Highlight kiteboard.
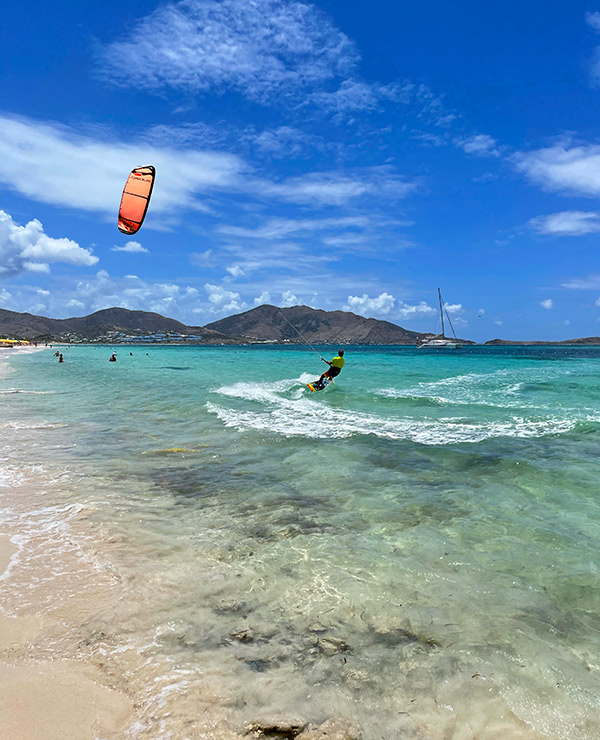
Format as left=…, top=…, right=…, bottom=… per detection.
left=307, top=376, right=332, bottom=392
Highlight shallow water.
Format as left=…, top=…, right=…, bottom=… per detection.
left=2, top=344, right=600, bottom=739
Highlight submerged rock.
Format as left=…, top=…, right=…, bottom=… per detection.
left=244, top=718, right=306, bottom=739
left=230, top=627, right=254, bottom=643
left=245, top=658, right=271, bottom=672
left=373, top=627, right=441, bottom=649
left=318, top=636, right=350, bottom=656
left=296, top=719, right=361, bottom=740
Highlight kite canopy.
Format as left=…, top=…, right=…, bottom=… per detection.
left=117, top=165, right=156, bottom=235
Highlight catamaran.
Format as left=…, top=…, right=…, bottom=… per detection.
left=418, top=288, right=463, bottom=349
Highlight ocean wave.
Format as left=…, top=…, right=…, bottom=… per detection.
left=0, top=388, right=56, bottom=395
left=0, top=464, right=67, bottom=489
left=0, top=420, right=68, bottom=430
left=373, top=389, right=457, bottom=406
left=206, top=398, right=579, bottom=445
left=373, top=367, right=576, bottom=410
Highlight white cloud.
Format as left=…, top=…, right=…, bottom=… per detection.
left=68, top=270, right=202, bottom=318
left=225, top=264, right=245, bottom=279
left=260, top=167, right=418, bottom=206
left=457, top=134, right=499, bottom=157
left=310, top=78, right=412, bottom=114
left=513, top=143, right=600, bottom=196
left=529, top=210, right=600, bottom=236
left=396, top=300, right=437, bottom=320
left=444, top=303, right=462, bottom=314
left=4, top=270, right=260, bottom=321
left=252, top=127, right=314, bottom=157
left=0, top=288, right=12, bottom=303
left=587, top=11, right=600, bottom=32
left=0, top=209, right=98, bottom=277
left=220, top=215, right=369, bottom=240
left=595, top=296, right=600, bottom=306
left=280, top=290, right=298, bottom=307
left=190, top=249, right=214, bottom=267
left=66, top=299, right=85, bottom=310
left=494, top=320, right=503, bottom=326
left=145, top=122, right=227, bottom=149
left=343, top=293, right=440, bottom=321
left=204, top=283, right=246, bottom=313
left=412, top=131, right=446, bottom=147
left=344, top=292, right=395, bottom=316
left=540, top=299, right=553, bottom=309
left=112, top=240, right=149, bottom=253
left=98, top=0, right=358, bottom=104
left=586, top=12, right=600, bottom=84
left=563, top=274, right=600, bottom=290
left=322, top=233, right=365, bottom=247
left=254, top=291, right=272, bottom=305
left=22, top=261, right=50, bottom=274
left=0, top=114, right=417, bottom=223
left=0, top=115, right=244, bottom=219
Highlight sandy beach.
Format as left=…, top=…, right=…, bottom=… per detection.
left=0, top=533, right=132, bottom=740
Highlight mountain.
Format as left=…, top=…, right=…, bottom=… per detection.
left=0, top=307, right=229, bottom=342
left=0, top=304, right=430, bottom=344
left=205, top=304, right=425, bottom=344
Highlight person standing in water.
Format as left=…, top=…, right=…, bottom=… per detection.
left=317, top=349, right=345, bottom=386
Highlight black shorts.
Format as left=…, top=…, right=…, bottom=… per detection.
left=327, top=366, right=341, bottom=378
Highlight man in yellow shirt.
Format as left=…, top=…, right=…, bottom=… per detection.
left=316, top=349, right=345, bottom=387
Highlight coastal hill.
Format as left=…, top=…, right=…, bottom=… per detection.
left=205, top=304, right=425, bottom=344
left=0, top=307, right=228, bottom=343
left=3, top=305, right=599, bottom=344
left=1, top=304, right=430, bottom=344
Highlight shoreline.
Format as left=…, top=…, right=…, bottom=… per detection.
left=0, top=351, right=134, bottom=740
left=0, top=527, right=133, bottom=740
left=6, top=340, right=600, bottom=349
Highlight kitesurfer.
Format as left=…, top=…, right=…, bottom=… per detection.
left=317, top=350, right=345, bottom=386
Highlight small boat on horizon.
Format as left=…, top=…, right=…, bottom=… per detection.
left=418, top=288, right=464, bottom=349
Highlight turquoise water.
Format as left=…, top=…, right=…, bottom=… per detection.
left=2, top=344, right=600, bottom=739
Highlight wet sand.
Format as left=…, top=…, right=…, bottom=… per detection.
left=0, top=535, right=16, bottom=575
left=0, top=534, right=132, bottom=740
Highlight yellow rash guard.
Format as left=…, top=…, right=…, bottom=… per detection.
left=330, top=356, right=345, bottom=369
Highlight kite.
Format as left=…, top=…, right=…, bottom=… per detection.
left=117, top=165, right=155, bottom=235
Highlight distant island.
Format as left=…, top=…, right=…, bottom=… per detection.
left=0, top=304, right=598, bottom=345
left=483, top=338, right=600, bottom=345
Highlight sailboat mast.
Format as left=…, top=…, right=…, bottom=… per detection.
left=438, top=287, right=445, bottom=337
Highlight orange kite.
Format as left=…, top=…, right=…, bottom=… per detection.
left=117, top=165, right=156, bottom=235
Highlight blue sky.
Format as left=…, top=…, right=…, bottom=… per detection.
left=2, top=0, right=600, bottom=340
